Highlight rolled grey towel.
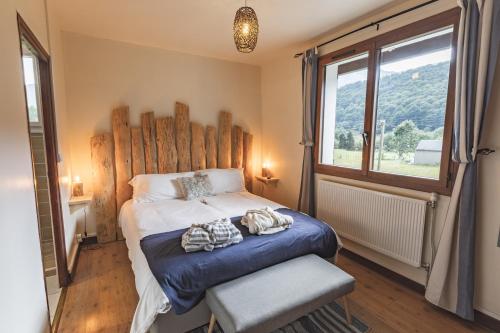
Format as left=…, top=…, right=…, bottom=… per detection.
left=181, top=218, right=243, bottom=252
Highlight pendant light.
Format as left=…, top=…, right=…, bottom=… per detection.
left=233, top=1, right=259, bottom=53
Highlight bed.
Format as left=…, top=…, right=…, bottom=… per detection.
left=120, top=190, right=279, bottom=332
left=119, top=188, right=339, bottom=333
left=90, top=107, right=338, bottom=333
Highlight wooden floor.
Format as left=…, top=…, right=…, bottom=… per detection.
left=58, top=241, right=490, bottom=333
left=58, top=242, right=138, bottom=333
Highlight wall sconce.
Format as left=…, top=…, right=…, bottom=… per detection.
left=262, top=161, right=272, bottom=179
left=72, top=176, right=84, bottom=197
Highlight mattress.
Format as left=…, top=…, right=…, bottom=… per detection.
left=119, top=191, right=284, bottom=333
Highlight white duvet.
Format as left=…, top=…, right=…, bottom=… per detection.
left=119, top=191, right=284, bottom=333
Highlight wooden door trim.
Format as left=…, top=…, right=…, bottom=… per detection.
left=17, top=14, right=70, bottom=288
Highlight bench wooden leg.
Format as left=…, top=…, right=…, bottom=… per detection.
left=343, top=296, right=352, bottom=325
left=207, top=313, right=216, bottom=333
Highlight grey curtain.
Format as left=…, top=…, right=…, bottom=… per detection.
left=425, top=0, right=500, bottom=320
left=298, top=48, right=318, bottom=216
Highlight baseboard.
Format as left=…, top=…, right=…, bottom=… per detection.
left=81, top=235, right=98, bottom=246
left=339, top=248, right=425, bottom=294
left=51, top=286, right=67, bottom=333
left=475, top=310, right=500, bottom=332
left=69, top=239, right=82, bottom=281
left=339, top=248, right=500, bottom=332
left=67, top=238, right=79, bottom=274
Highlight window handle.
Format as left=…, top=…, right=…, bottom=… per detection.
left=362, top=132, right=369, bottom=146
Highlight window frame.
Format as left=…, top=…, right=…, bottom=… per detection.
left=314, top=8, right=460, bottom=195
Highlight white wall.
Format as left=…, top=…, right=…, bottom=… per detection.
left=0, top=0, right=79, bottom=330
left=62, top=32, right=262, bottom=235
left=261, top=0, right=500, bottom=320
left=0, top=0, right=51, bottom=332
left=46, top=0, right=79, bottom=270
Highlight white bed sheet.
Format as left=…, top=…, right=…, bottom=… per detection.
left=201, top=191, right=284, bottom=217
left=119, top=191, right=285, bottom=333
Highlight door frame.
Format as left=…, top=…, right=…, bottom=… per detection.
left=17, top=14, right=70, bottom=288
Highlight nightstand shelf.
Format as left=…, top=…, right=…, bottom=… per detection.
left=255, top=176, right=279, bottom=185
left=69, top=194, right=93, bottom=206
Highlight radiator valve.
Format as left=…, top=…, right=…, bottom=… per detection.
left=428, top=192, right=438, bottom=209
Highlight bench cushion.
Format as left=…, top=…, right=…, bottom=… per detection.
left=205, top=254, right=355, bottom=333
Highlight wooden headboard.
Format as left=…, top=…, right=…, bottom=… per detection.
left=90, top=102, right=253, bottom=243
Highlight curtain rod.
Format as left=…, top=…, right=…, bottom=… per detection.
left=294, top=0, right=439, bottom=58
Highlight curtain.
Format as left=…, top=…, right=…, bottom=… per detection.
left=298, top=48, right=319, bottom=216
left=425, top=0, right=500, bottom=320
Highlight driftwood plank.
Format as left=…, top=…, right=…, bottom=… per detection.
left=156, top=117, right=177, bottom=173
left=175, top=102, right=191, bottom=172
left=141, top=112, right=158, bottom=174
left=231, top=125, right=243, bottom=168
left=218, top=111, right=232, bottom=168
left=206, top=126, right=217, bottom=169
left=131, top=127, right=145, bottom=176
left=243, top=132, right=253, bottom=192
left=191, top=122, right=206, bottom=171
left=112, top=106, right=131, bottom=240
left=90, top=133, right=117, bottom=243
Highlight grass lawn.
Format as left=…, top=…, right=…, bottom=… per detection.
left=332, top=149, right=440, bottom=179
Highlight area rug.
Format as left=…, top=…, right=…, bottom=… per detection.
left=189, top=301, right=369, bottom=333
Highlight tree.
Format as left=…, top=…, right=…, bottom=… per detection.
left=392, top=120, right=420, bottom=160
left=28, top=105, right=38, bottom=122
left=346, top=132, right=355, bottom=150
left=334, top=61, right=450, bottom=132
left=338, top=133, right=347, bottom=149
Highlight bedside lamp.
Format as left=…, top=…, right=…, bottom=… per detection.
left=262, top=161, right=272, bottom=179
left=256, top=161, right=279, bottom=185
left=72, top=176, right=84, bottom=197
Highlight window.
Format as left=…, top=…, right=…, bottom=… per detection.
left=22, top=45, right=43, bottom=127
left=321, top=52, right=368, bottom=170
left=316, top=10, right=459, bottom=194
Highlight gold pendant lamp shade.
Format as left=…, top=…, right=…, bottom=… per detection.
left=233, top=5, right=259, bottom=53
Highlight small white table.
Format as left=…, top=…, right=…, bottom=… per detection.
left=255, top=176, right=279, bottom=185
left=69, top=194, right=93, bottom=242
left=68, top=194, right=93, bottom=207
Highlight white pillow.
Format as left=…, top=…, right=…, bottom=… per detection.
left=197, top=168, right=246, bottom=194
left=129, top=172, right=194, bottom=203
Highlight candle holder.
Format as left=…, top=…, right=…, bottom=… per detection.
left=262, top=162, right=272, bottom=179
left=72, top=176, right=84, bottom=197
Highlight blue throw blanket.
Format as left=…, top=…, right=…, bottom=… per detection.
left=140, top=208, right=338, bottom=314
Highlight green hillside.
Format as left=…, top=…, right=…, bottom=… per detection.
left=335, top=61, right=451, bottom=132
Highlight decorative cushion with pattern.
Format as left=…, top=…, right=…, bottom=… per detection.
left=176, top=174, right=214, bottom=200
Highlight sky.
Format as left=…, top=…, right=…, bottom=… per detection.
left=23, top=57, right=35, bottom=85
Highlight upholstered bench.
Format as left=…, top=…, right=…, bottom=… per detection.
left=205, top=254, right=355, bottom=333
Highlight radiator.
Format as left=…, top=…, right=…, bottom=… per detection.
left=317, top=180, right=427, bottom=267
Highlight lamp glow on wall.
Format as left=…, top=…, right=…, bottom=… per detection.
left=233, top=1, right=259, bottom=53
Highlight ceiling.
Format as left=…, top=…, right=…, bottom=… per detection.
left=51, top=0, right=398, bottom=65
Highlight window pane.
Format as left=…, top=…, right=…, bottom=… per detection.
left=22, top=54, right=40, bottom=123
left=321, top=52, right=368, bottom=169
left=371, top=27, right=453, bottom=179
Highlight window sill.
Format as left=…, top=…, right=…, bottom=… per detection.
left=315, top=163, right=453, bottom=196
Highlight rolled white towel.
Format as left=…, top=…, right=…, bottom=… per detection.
left=241, top=207, right=293, bottom=235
